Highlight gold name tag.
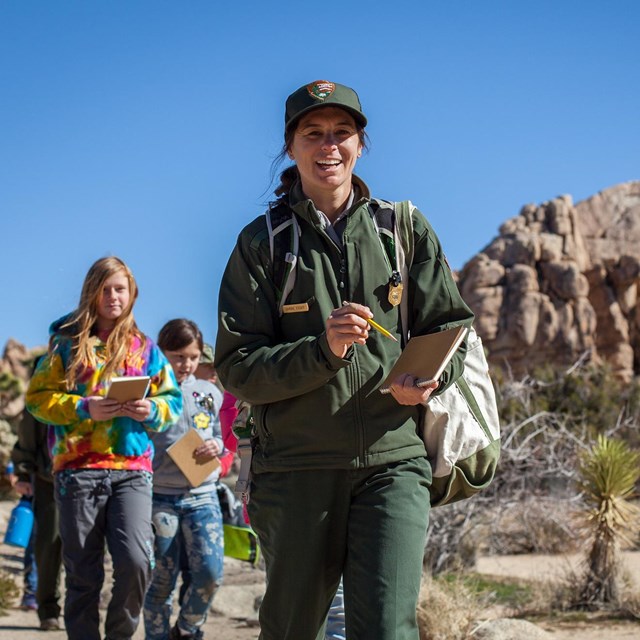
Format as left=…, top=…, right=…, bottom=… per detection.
left=283, top=303, right=310, bottom=314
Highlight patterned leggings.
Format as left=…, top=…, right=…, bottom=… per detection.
left=143, top=490, right=224, bottom=639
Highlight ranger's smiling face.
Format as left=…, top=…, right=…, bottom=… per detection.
left=288, top=106, right=362, bottom=202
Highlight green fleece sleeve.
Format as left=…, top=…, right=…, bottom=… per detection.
left=215, top=225, right=350, bottom=405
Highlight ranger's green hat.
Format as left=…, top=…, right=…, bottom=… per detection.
left=285, top=80, right=367, bottom=132
left=200, top=343, right=215, bottom=365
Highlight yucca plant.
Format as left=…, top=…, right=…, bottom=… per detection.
left=575, top=434, right=640, bottom=608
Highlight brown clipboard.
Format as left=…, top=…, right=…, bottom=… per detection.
left=106, top=376, right=151, bottom=403
left=166, top=429, right=221, bottom=488
left=380, top=325, right=467, bottom=393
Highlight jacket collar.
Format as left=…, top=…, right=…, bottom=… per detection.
left=288, top=174, right=371, bottom=224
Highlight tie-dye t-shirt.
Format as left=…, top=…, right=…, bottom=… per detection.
left=26, top=326, right=182, bottom=472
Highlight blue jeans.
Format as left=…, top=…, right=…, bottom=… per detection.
left=23, top=525, right=38, bottom=596
left=144, top=490, right=224, bottom=639
left=325, top=579, right=345, bottom=640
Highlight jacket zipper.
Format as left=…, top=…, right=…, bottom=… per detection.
left=350, top=347, right=366, bottom=467
left=341, top=218, right=367, bottom=467
left=319, top=211, right=366, bottom=465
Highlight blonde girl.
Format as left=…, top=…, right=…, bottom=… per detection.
left=26, top=256, right=182, bottom=640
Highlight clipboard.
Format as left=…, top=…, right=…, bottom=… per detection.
left=167, top=429, right=221, bottom=488
left=379, top=325, right=468, bottom=393
left=106, top=376, right=151, bottom=402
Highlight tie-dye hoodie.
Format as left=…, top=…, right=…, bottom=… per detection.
left=26, top=316, right=183, bottom=473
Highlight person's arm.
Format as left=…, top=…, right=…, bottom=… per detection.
left=136, top=343, right=183, bottom=432
left=217, top=392, right=238, bottom=477
left=215, top=225, right=351, bottom=406
left=27, top=345, right=123, bottom=423
left=25, top=349, right=89, bottom=426
left=408, top=206, right=475, bottom=394
left=220, top=391, right=239, bottom=453
left=218, top=451, right=235, bottom=477
left=10, top=411, right=38, bottom=491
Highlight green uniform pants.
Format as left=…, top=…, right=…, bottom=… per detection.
left=248, top=457, right=431, bottom=640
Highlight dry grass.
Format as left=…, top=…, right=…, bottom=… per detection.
left=416, top=574, right=483, bottom=640
left=554, top=562, right=640, bottom=618
left=416, top=568, right=640, bottom=640
left=0, top=569, right=19, bottom=615
left=482, top=498, right=579, bottom=555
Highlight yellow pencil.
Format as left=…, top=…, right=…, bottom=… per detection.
left=342, top=301, right=398, bottom=342
left=367, top=317, right=398, bottom=342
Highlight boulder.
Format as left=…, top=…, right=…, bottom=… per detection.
left=459, top=181, right=640, bottom=380
left=472, top=618, right=552, bottom=640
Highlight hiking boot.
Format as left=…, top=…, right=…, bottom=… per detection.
left=169, top=622, right=203, bottom=639
left=39, top=618, right=61, bottom=631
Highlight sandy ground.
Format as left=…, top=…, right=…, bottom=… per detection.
left=0, top=497, right=262, bottom=640
left=0, top=498, right=638, bottom=639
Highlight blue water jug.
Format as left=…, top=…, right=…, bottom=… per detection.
left=4, top=497, right=34, bottom=548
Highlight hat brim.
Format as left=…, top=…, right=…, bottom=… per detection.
left=285, top=103, right=367, bottom=133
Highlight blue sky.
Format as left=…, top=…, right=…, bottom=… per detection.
left=1, top=1, right=638, bottom=350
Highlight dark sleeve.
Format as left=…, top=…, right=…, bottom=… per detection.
left=215, top=225, right=350, bottom=405
left=11, top=411, right=39, bottom=483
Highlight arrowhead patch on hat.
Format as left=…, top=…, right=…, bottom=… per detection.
left=307, top=80, right=336, bottom=101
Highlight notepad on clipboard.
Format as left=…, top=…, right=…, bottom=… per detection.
left=167, top=429, right=221, bottom=488
left=106, top=376, right=151, bottom=403
left=379, top=326, right=468, bottom=394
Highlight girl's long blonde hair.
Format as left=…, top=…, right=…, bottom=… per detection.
left=56, top=256, right=145, bottom=389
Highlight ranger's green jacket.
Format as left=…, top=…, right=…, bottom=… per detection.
left=215, top=176, right=474, bottom=473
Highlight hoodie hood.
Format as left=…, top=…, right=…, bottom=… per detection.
left=49, top=313, right=75, bottom=337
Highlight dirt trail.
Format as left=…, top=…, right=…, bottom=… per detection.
left=1, top=499, right=638, bottom=639
left=0, top=498, right=262, bottom=639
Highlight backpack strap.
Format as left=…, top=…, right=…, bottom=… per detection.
left=369, top=198, right=397, bottom=271
left=393, top=200, right=414, bottom=342
left=265, top=202, right=301, bottom=316
left=267, top=198, right=411, bottom=320
left=370, top=199, right=414, bottom=342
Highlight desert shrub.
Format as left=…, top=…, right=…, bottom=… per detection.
left=417, top=574, right=482, bottom=640
left=0, top=419, right=17, bottom=495
left=556, top=566, right=640, bottom=619
left=0, top=371, right=23, bottom=396
left=425, top=361, right=640, bottom=574
left=0, top=570, right=19, bottom=614
left=0, top=371, right=24, bottom=427
left=496, top=363, right=640, bottom=447
left=482, top=497, right=578, bottom=555
left=425, top=501, right=487, bottom=574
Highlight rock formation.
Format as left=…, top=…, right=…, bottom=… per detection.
left=458, top=181, right=640, bottom=380
left=0, top=340, right=44, bottom=469
left=0, top=339, right=35, bottom=421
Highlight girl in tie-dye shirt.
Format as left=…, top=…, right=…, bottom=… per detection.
left=26, top=256, right=182, bottom=640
